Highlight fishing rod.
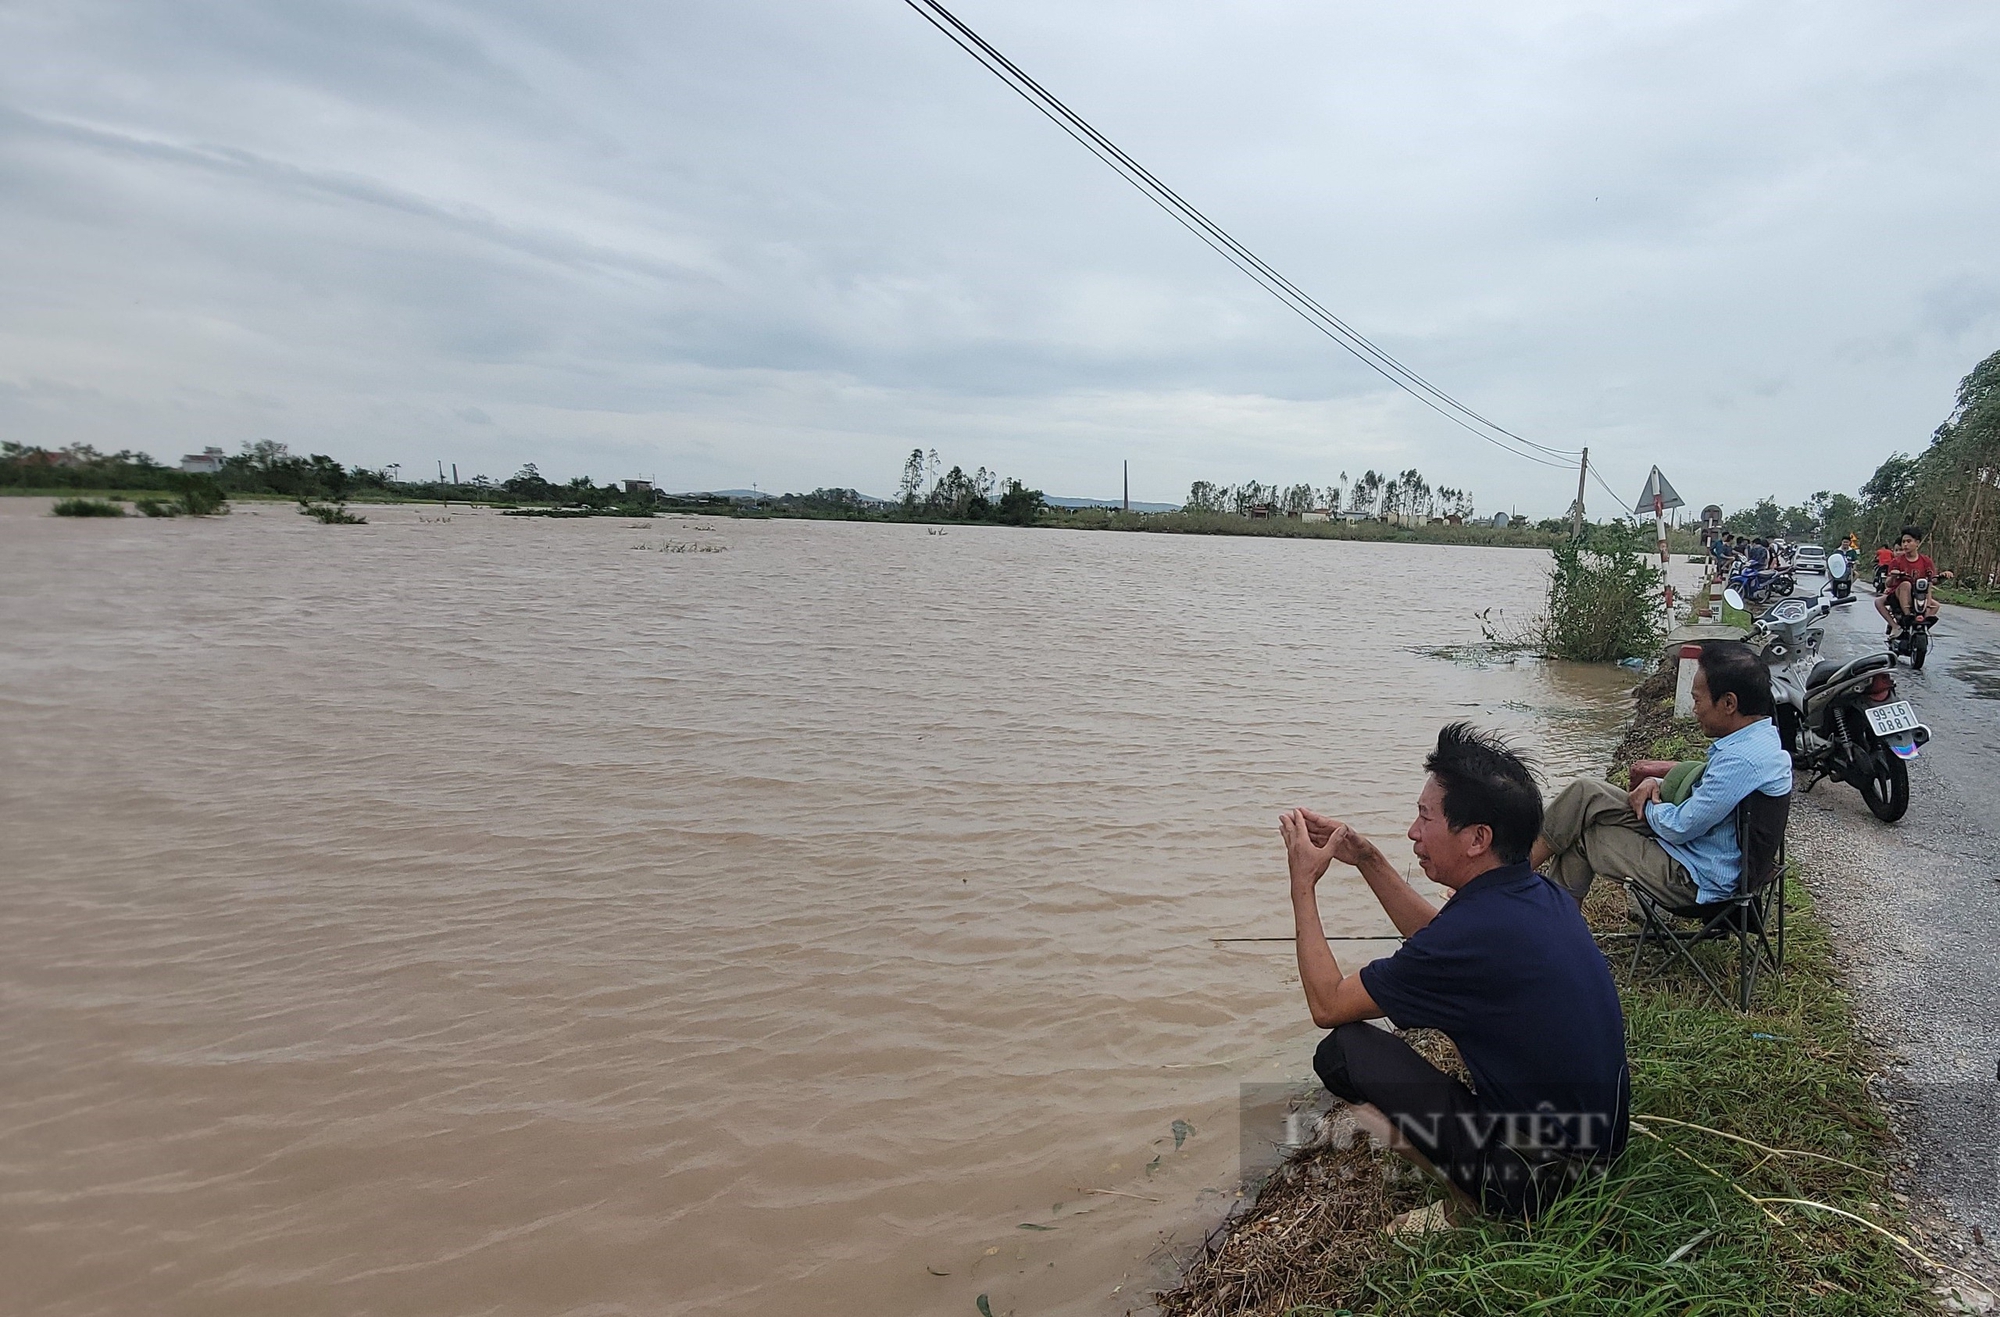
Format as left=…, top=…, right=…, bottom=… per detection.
left=1212, top=934, right=1405, bottom=943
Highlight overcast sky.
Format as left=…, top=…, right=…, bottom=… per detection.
left=4, top=1, right=1998, bottom=513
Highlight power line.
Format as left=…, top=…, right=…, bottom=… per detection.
left=900, top=0, right=1582, bottom=470
left=1588, top=463, right=1630, bottom=511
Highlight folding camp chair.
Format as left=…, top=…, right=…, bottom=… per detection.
left=1627, top=789, right=1791, bottom=1012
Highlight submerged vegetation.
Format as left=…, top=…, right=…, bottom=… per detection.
left=298, top=498, right=366, bottom=525
left=1537, top=522, right=1666, bottom=662
left=51, top=497, right=125, bottom=517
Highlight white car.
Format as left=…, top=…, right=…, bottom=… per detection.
left=1794, top=544, right=1828, bottom=574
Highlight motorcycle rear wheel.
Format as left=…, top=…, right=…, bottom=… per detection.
left=1856, top=751, right=1910, bottom=823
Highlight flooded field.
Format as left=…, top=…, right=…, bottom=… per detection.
left=0, top=501, right=1638, bottom=1316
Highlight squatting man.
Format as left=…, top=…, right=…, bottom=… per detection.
left=1277, top=723, right=1630, bottom=1217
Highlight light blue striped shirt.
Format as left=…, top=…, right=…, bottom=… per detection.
left=1644, top=718, right=1794, bottom=904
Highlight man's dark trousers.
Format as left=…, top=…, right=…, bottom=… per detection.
left=1315, top=1022, right=1577, bottom=1217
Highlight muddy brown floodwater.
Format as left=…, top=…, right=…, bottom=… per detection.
left=0, top=501, right=1638, bottom=1316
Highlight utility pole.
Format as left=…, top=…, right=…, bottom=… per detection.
left=1123, top=460, right=1129, bottom=513
left=1571, top=447, right=1589, bottom=540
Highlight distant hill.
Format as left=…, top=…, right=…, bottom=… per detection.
left=1044, top=496, right=1182, bottom=513
left=671, top=489, right=892, bottom=505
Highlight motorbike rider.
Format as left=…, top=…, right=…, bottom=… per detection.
left=1873, top=526, right=1950, bottom=637
left=1710, top=533, right=1734, bottom=578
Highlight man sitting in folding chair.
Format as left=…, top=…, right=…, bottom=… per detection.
left=1530, top=641, right=1793, bottom=1005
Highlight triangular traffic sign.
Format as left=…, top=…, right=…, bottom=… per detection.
left=1632, top=465, right=1684, bottom=513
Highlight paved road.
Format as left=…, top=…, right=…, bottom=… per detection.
left=1774, top=574, right=2000, bottom=1283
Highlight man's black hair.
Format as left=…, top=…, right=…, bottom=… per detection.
left=1423, top=722, right=1543, bottom=865
left=1900, top=525, right=1924, bottom=543
left=1696, top=640, right=1773, bottom=717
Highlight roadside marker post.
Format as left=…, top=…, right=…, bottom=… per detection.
left=1675, top=643, right=1702, bottom=717
left=1634, top=466, right=1685, bottom=623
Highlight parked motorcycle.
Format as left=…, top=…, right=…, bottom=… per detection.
left=1884, top=576, right=1937, bottom=671
left=1731, top=585, right=1929, bottom=822
left=1728, top=559, right=1789, bottom=607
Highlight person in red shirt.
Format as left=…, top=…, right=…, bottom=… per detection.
left=1874, top=526, right=1948, bottom=636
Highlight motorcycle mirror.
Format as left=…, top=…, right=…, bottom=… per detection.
left=1723, top=587, right=1746, bottom=612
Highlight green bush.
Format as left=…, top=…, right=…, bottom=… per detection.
left=165, top=473, right=229, bottom=516
left=51, top=498, right=125, bottom=517
left=1539, top=522, right=1665, bottom=662
left=134, top=498, right=182, bottom=518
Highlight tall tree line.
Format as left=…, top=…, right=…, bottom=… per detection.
left=1184, top=468, right=1474, bottom=520
left=1724, top=348, right=2000, bottom=589
left=1875, top=349, right=2000, bottom=588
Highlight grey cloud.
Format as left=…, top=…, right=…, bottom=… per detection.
left=1, top=0, right=1998, bottom=508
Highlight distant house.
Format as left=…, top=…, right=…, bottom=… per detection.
left=1445, top=514, right=1463, bottom=526
left=179, top=447, right=226, bottom=474
left=1301, top=507, right=1332, bottom=523
left=1490, top=511, right=1511, bottom=529
left=624, top=479, right=653, bottom=497
left=1246, top=503, right=1275, bottom=519
left=1510, top=514, right=1530, bottom=529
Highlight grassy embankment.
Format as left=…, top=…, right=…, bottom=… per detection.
left=1050, top=507, right=1560, bottom=548
left=1936, top=584, right=2000, bottom=614
left=1160, top=664, right=1963, bottom=1317
left=5, top=487, right=484, bottom=506
left=1046, top=507, right=1713, bottom=555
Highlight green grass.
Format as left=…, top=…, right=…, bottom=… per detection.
left=51, top=497, right=125, bottom=517
left=5, top=486, right=261, bottom=501
left=1936, top=584, right=2000, bottom=613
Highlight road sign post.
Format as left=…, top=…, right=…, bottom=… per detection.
left=1634, top=466, right=1685, bottom=619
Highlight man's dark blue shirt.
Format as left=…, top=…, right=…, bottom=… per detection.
left=1358, top=862, right=1629, bottom=1159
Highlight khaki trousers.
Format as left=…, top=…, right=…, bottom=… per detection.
left=1541, top=779, right=1700, bottom=908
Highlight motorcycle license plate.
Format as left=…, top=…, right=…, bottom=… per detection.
left=1865, top=701, right=1919, bottom=736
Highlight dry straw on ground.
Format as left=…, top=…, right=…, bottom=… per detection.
left=1157, top=1031, right=1466, bottom=1317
